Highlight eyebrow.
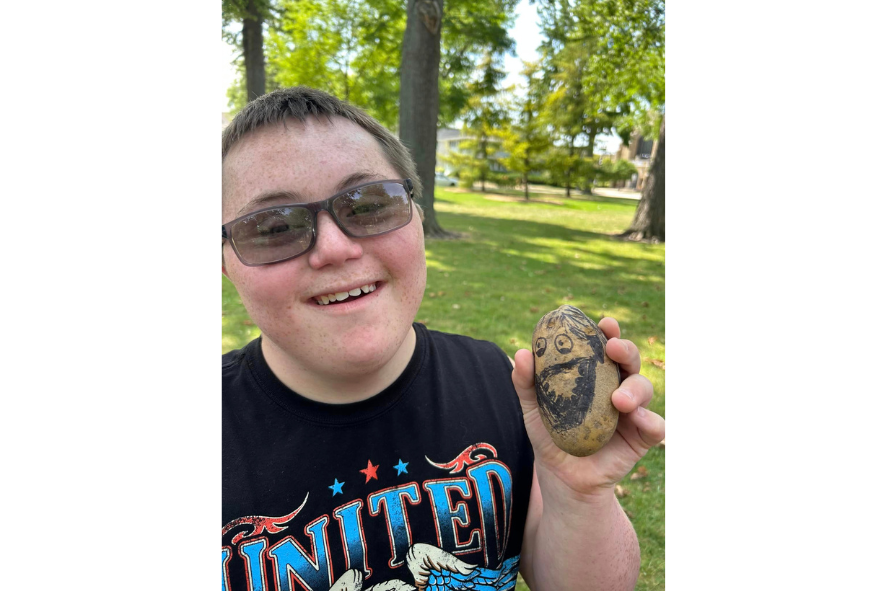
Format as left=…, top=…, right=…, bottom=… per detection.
left=236, top=170, right=386, bottom=218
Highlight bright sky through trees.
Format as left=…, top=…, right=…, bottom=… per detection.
left=220, top=0, right=623, bottom=153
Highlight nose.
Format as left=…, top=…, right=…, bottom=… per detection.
left=307, top=211, right=364, bottom=269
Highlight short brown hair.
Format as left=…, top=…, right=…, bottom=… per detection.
left=222, top=87, right=423, bottom=203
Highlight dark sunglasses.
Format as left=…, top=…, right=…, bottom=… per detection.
left=222, top=179, right=414, bottom=267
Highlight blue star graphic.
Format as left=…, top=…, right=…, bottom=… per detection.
left=329, top=478, right=345, bottom=496
left=394, top=459, right=409, bottom=475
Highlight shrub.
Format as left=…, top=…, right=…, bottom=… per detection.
left=458, top=172, right=476, bottom=189
left=491, top=171, right=520, bottom=190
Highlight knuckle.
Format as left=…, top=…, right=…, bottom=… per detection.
left=629, top=375, right=654, bottom=401
left=623, top=339, right=639, bottom=356
left=639, top=413, right=666, bottom=447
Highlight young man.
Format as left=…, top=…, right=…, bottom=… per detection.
left=222, top=87, right=664, bottom=591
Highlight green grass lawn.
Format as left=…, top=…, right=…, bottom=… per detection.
left=222, top=187, right=665, bottom=590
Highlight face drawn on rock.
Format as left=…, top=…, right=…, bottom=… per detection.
left=534, top=306, right=607, bottom=432
left=534, top=337, right=547, bottom=357
left=554, top=333, right=573, bottom=354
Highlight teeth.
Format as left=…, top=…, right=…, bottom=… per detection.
left=314, top=283, right=377, bottom=305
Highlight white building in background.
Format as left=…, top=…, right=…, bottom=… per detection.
left=435, top=127, right=507, bottom=174
left=435, top=127, right=467, bottom=174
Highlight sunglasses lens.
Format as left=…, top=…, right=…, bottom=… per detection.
left=231, top=206, right=314, bottom=265
left=333, top=182, right=412, bottom=237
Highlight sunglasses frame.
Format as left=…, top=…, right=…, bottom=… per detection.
left=222, top=178, right=414, bottom=267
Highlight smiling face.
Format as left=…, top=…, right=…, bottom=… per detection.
left=222, top=116, right=427, bottom=388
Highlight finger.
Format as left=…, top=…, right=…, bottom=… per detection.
left=617, top=406, right=666, bottom=454
left=606, top=337, right=642, bottom=376
left=598, top=316, right=620, bottom=339
left=610, top=373, right=654, bottom=414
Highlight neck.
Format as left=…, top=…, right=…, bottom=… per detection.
left=260, top=326, right=417, bottom=404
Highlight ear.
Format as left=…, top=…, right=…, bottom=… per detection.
left=222, top=249, right=229, bottom=278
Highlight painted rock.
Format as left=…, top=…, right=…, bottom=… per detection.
left=532, top=305, right=621, bottom=456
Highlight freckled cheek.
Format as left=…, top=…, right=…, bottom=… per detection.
left=380, top=234, right=426, bottom=304
left=233, top=268, right=303, bottom=320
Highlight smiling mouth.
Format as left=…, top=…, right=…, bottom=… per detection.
left=313, top=282, right=377, bottom=305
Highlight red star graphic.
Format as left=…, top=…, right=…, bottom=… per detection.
left=360, top=459, right=379, bottom=483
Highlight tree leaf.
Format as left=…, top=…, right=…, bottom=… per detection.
left=644, top=357, right=665, bottom=370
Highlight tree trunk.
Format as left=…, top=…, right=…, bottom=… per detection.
left=565, top=137, right=575, bottom=198
left=622, top=118, right=665, bottom=242
left=242, top=0, right=266, bottom=101
left=584, top=129, right=596, bottom=195
left=479, top=136, right=487, bottom=192
left=399, top=0, right=454, bottom=238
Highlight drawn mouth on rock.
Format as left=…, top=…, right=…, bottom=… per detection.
left=536, top=357, right=596, bottom=432
left=313, top=282, right=378, bottom=305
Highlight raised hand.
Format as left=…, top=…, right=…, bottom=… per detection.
left=511, top=316, right=665, bottom=497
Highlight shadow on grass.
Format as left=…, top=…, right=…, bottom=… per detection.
left=427, top=210, right=663, bottom=276
left=459, top=188, right=642, bottom=208
left=421, top=209, right=663, bottom=357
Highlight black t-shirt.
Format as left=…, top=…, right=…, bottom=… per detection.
left=222, top=323, right=535, bottom=591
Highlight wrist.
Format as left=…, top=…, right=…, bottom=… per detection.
left=539, top=478, right=620, bottom=519
left=536, top=461, right=619, bottom=505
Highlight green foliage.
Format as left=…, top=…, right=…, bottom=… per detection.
left=443, top=121, right=503, bottom=191
left=494, top=61, right=550, bottom=195
left=439, top=0, right=519, bottom=126
left=495, top=125, right=530, bottom=181
left=540, top=144, right=592, bottom=191
left=536, top=0, right=665, bottom=156
left=456, top=170, right=476, bottom=189
left=226, top=60, right=249, bottom=114
left=224, top=0, right=521, bottom=130
left=527, top=172, right=554, bottom=186
left=600, top=158, right=638, bottom=185
left=489, top=170, right=520, bottom=189
left=263, top=0, right=404, bottom=129
left=223, top=0, right=275, bottom=25
left=443, top=49, right=510, bottom=190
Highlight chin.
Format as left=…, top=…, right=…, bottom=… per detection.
left=337, top=329, right=407, bottom=369
left=299, top=322, right=409, bottom=375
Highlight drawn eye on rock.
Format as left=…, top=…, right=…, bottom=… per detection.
left=554, top=333, right=574, bottom=354
left=534, top=337, right=547, bottom=357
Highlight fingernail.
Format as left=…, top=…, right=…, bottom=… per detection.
left=635, top=406, right=647, bottom=417
left=617, top=388, right=634, bottom=402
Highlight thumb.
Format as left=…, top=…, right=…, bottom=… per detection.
left=511, top=348, right=563, bottom=458
left=511, top=348, right=538, bottom=413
